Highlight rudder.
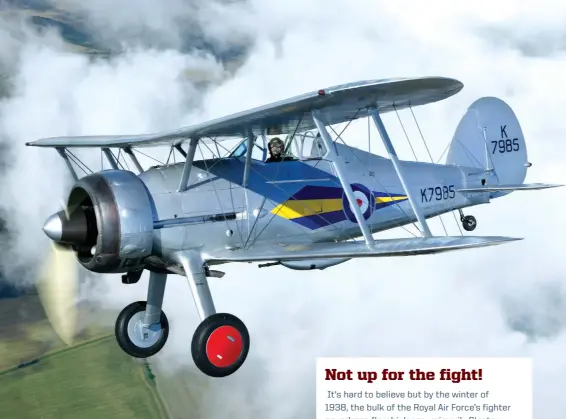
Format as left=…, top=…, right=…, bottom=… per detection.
left=446, top=97, right=528, bottom=197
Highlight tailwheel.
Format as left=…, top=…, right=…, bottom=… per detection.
left=115, top=301, right=169, bottom=358
left=461, top=215, right=477, bottom=232
left=191, top=313, right=250, bottom=378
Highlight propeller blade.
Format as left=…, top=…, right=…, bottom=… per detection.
left=36, top=242, right=79, bottom=346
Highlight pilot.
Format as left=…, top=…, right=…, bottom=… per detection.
left=266, top=137, right=285, bottom=162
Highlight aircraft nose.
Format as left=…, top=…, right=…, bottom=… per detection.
left=43, top=212, right=63, bottom=242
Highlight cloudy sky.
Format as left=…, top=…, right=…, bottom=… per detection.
left=1, top=0, right=566, bottom=418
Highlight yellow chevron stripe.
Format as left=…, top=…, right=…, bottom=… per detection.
left=376, top=196, right=408, bottom=203
left=272, top=195, right=409, bottom=221
left=271, top=198, right=343, bottom=220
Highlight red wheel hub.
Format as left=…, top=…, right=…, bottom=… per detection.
left=205, top=325, right=243, bottom=368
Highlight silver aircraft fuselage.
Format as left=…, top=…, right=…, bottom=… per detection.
left=142, top=142, right=489, bottom=263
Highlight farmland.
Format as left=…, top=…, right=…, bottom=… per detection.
left=0, top=296, right=168, bottom=419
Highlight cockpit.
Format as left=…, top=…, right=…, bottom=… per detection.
left=230, top=130, right=327, bottom=163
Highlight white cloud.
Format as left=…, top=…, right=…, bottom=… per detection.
left=1, top=1, right=566, bottom=417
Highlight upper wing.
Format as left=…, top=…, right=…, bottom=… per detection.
left=26, top=76, right=463, bottom=149
left=202, top=235, right=520, bottom=263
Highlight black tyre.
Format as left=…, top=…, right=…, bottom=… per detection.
left=462, top=215, right=477, bottom=232
left=191, top=313, right=250, bottom=378
left=115, top=301, right=169, bottom=358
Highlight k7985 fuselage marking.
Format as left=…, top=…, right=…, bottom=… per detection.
left=420, top=185, right=455, bottom=203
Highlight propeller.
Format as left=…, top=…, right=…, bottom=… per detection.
left=36, top=201, right=80, bottom=346
left=36, top=241, right=79, bottom=346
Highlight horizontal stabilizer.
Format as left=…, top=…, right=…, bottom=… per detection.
left=204, top=236, right=521, bottom=263
left=457, top=183, right=563, bottom=193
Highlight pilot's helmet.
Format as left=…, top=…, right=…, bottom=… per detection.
left=268, top=137, right=284, bottom=154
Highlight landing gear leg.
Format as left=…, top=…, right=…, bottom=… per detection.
left=459, top=209, right=477, bottom=232
left=177, top=251, right=250, bottom=378
left=115, top=271, right=170, bottom=357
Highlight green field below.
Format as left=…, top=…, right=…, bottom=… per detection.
left=0, top=336, right=167, bottom=419
left=0, top=296, right=168, bottom=419
left=0, top=295, right=113, bottom=370
left=154, top=366, right=210, bottom=419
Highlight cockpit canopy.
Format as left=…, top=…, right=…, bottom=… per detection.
left=230, top=130, right=327, bottom=162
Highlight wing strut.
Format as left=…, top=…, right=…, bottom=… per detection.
left=178, top=138, right=199, bottom=192
left=242, top=132, right=254, bottom=187
left=174, top=144, right=188, bottom=158
left=56, top=148, right=78, bottom=181
left=243, top=131, right=255, bottom=241
left=370, top=109, right=432, bottom=237
left=102, top=148, right=119, bottom=170
left=313, top=111, right=375, bottom=248
left=124, top=147, right=144, bottom=174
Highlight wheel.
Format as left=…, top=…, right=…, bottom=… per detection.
left=191, top=313, right=250, bottom=378
left=462, top=215, right=477, bottom=232
left=115, top=301, right=169, bottom=358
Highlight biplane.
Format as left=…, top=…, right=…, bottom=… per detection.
left=27, top=76, right=560, bottom=378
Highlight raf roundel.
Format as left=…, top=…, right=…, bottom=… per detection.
left=353, top=190, right=370, bottom=214
left=342, top=183, right=374, bottom=222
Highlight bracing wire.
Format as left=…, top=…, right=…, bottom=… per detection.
left=329, top=110, right=421, bottom=238
left=410, top=106, right=434, bottom=163
left=116, top=148, right=131, bottom=172
left=394, top=105, right=419, bottom=162
left=133, top=148, right=165, bottom=165
left=110, top=149, right=126, bottom=170
left=333, top=133, right=419, bottom=238
left=197, top=142, right=233, bottom=236
left=165, top=146, right=174, bottom=165
left=66, top=150, right=93, bottom=175
left=335, top=110, right=422, bottom=237
left=408, top=105, right=460, bottom=236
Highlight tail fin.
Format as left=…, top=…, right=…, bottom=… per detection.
left=446, top=97, right=529, bottom=197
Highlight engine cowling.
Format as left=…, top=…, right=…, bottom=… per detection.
left=43, top=170, right=155, bottom=273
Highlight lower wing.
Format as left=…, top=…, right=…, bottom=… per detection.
left=203, top=236, right=521, bottom=263
left=457, top=183, right=561, bottom=193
